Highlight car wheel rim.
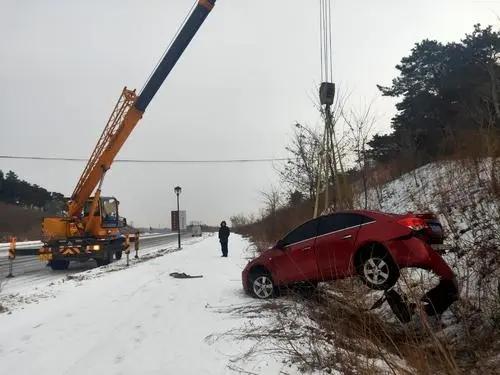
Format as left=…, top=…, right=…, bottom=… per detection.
left=363, top=257, right=390, bottom=285
left=253, top=275, right=273, bottom=298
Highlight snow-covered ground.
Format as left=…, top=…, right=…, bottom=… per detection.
left=0, top=234, right=292, bottom=374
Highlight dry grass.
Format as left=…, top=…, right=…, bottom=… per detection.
left=216, top=280, right=500, bottom=374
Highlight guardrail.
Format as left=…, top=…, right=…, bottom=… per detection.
left=0, top=233, right=178, bottom=253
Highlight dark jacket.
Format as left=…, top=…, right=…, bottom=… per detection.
left=218, top=226, right=230, bottom=242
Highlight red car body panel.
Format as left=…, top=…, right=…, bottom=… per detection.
left=315, top=223, right=361, bottom=280
left=242, top=210, right=455, bottom=293
left=273, top=236, right=318, bottom=284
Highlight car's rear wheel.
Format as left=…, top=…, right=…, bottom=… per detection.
left=249, top=270, right=275, bottom=299
left=357, top=248, right=399, bottom=290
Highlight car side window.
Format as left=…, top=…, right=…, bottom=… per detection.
left=318, top=213, right=374, bottom=236
left=282, top=219, right=319, bottom=246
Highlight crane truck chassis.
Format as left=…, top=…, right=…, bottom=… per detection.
left=35, top=0, right=217, bottom=270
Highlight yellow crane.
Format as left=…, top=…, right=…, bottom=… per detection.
left=40, top=0, right=217, bottom=270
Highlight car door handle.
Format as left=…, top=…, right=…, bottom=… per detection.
left=302, top=246, right=312, bottom=251
left=342, top=234, right=352, bottom=240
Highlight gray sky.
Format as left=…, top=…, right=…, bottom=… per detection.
left=0, top=0, right=498, bottom=227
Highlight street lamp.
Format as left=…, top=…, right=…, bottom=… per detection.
left=174, top=186, right=182, bottom=249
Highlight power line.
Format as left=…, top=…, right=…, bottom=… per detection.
left=0, top=155, right=294, bottom=164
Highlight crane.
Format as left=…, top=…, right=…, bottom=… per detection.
left=40, top=0, right=217, bottom=270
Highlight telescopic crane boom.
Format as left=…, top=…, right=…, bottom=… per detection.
left=69, top=0, right=216, bottom=216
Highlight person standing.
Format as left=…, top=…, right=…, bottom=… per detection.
left=218, top=221, right=230, bottom=257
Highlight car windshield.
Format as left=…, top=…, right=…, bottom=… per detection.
left=101, top=198, right=118, bottom=221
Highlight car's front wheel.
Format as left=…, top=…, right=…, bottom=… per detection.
left=249, top=270, right=275, bottom=299
left=358, top=249, right=399, bottom=290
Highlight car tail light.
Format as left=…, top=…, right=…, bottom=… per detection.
left=397, top=217, right=428, bottom=231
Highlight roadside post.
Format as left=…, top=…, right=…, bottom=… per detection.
left=7, top=236, right=16, bottom=278
left=125, top=234, right=130, bottom=267
left=174, top=186, right=182, bottom=249
left=134, top=231, right=140, bottom=259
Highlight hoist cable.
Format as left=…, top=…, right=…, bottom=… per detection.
left=319, top=0, right=334, bottom=83
left=139, top=0, right=198, bottom=94
left=328, top=0, right=334, bottom=82
left=319, top=0, right=324, bottom=82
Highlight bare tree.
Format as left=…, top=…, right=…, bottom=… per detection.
left=278, top=123, right=322, bottom=200
left=343, top=101, right=378, bottom=209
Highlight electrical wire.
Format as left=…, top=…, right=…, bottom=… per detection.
left=0, top=155, right=295, bottom=164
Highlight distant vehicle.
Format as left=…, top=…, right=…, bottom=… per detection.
left=191, top=224, right=202, bottom=237
left=242, top=210, right=456, bottom=303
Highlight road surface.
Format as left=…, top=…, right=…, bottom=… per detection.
left=0, top=233, right=192, bottom=284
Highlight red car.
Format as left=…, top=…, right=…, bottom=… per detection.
left=242, top=210, right=456, bottom=301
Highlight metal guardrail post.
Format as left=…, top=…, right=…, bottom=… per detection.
left=134, top=232, right=140, bottom=259
left=125, top=234, right=130, bottom=267
left=6, top=236, right=16, bottom=278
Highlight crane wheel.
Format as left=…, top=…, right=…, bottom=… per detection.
left=50, top=260, right=70, bottom=270
left=95, top=250, right=113, bottom=267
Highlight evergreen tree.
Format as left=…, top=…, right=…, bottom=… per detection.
left=371, top=25, right=500, bottom=164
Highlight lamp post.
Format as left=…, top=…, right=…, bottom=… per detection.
left=174, top=186, right=182, bottom=249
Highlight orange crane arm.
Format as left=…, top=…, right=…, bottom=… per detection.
left=68, top=89, right=141, bottom=216
left=67, top=0, right=216, bottom=217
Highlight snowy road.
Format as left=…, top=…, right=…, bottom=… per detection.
left=0, top=235, right=288, bottom=374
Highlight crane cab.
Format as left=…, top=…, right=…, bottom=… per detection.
left=42, top=196, right=126, bottom=241
left=81, top=196, right=127, bottom=237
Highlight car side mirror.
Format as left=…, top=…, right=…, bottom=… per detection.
left=117, top=217, right=127, bottom=228
left=274, top=239, right=286, bottom=250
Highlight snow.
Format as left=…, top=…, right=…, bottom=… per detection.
left=0, top=234, right=291, bottom=374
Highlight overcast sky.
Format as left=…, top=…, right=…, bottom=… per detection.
left=0, top=0, right=498, bottom=227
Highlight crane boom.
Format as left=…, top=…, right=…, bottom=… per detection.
left=68, top=0, right=216, bottom=216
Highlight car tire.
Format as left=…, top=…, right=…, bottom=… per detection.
left=49, top=259, right=70, bottom=271
left=249, top=270, right=276, bottom=299
left=357, top=249, right=399, bottom=290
